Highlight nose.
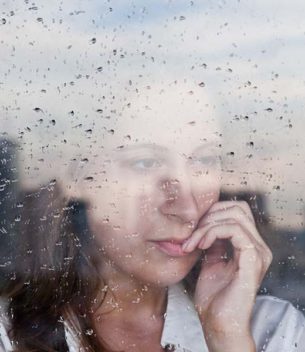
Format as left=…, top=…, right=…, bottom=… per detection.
left=158, top=170, right=199, bottom=225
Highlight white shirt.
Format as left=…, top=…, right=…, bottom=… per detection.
left=1, top=284, right=305, bottom=351
left=160, top=284, right=305, bottom=352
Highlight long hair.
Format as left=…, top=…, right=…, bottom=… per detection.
left=6, top=185, right=264, bottom=351
left=7, top=181, right=109, bottom=351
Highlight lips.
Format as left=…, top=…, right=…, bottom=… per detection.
left=153, top=239, right=189, bottom=257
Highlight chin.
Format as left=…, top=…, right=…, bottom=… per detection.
left=137, top=261, right=196, bottom=288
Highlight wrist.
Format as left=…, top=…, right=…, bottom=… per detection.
left=203, top=329, right=256, bottom=352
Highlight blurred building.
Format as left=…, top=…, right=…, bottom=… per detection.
left=0, top=137, right=20, bottom=293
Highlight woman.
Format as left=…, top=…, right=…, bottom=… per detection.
left=0, top=81, right=304, bottom=351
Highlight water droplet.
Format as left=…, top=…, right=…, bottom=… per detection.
left=64, top=257, right=73, bottom=261
left=0, top=227, right=7, bottom=234
left=33, top=107, right=43, bottom=113
left=84, top=176, right=94, bottom=182
left=132, top=297, right=141, bottom=304
left=14, top=215, right=21, bottom=222
left=85, top=329, right=94, bottom=335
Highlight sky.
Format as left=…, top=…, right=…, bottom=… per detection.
left=1, top=0, right=305, bottom=228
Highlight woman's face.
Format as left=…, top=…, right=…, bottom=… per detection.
left=75, top=84, right=221, bottom=287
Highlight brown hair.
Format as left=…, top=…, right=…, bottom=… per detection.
left=6, top=181, right=109, bottom=351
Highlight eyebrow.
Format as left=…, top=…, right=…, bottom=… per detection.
left=192, top=141, right=221, bottom=154
left=113, top=143, right=168, bottom=153
left=114, top=142, right=220, bottom=154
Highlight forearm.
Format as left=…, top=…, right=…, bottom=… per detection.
left=203, top=327, right=256, bottom=352
left=200, top=314, right=256, bottom=352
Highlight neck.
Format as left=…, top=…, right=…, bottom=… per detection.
left=92, top=259, right=168, bottom=322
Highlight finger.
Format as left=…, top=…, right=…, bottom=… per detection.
left=182, top=222, right=212, bottom=252
left=204, top=201, right=255, bottom=223
left=198, top=223, right=258, bottom=252
left=183, top=217, right=258, bottom=254
left=198, top=223, right=270, bottom=282
left=202, top=239, right=233, bottom=264
left=198, top=201, right=272, bottom=262
left=199, top=205, right=263, bottom=245
left=205, top=205, right=273, bottom=269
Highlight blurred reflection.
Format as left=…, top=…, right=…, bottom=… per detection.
left=1, top=1, right=305, bottom=350
left=0, top=138, right=20, bottom=295
left=1, top=82, right=305, bottom=351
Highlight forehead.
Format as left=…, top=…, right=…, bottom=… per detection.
left=101, top=83, right=220, bottom=155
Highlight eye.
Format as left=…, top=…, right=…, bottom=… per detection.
left=190, top=155, right=222, bottom=168
left=129, top=158, right=162, bottom=170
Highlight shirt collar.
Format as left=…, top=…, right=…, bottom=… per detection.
left=64, top=283, right=208, bottom=352
left=161, top=283, right=208, bottom=352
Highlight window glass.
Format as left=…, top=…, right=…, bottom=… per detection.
left=1, top=1, right=305, bottom=351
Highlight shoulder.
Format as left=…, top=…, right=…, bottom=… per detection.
left=251, top=295, right=305, bottom=352
left=0, top=297, right=13, bottom=351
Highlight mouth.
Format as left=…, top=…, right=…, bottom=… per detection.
left=152, top=239, right=190, bottom=257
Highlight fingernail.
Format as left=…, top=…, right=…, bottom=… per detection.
left=182, top=240, right=191, bottom=252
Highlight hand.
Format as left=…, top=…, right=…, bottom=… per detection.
left=182, top=201, right=272, bottom=352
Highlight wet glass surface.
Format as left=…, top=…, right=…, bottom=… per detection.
left=1, top=1, right=305, bottom=351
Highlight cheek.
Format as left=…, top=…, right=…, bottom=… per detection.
left=197, top=190, right=220, bottom=210
left=193, top=175, right=220, bottom=212
left=119, top=181, right=163, bottom=235
left=86, top=175, right=160, bottom=234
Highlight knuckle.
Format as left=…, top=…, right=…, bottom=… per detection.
left=265, top=248, right=273, bottom=264
left=236, top=200, right=250, bottom=213
left=239, top=200, right=250, bottom=209
left=232, top=202, right=254, bottom=222
left=231, top=205, right=245, bottom=216
left=238, top=201, right=254, bottom=217
left=256, top=257, right=264, bottom=271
